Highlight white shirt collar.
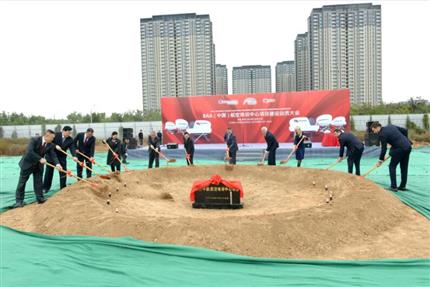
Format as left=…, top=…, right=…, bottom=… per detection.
left=42, top=137, right=46, bottom=145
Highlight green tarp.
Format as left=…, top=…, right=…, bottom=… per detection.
left=1, top=226, right=429, bottom=287
left=1, top=149, right=429, bottom=286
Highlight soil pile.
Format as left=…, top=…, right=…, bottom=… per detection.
left=1, top=165, right=429, bottom=259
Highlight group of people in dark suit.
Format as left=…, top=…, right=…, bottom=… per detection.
left=14, top=120, right=414, bottom=208
left=260, top=122, right=412, bottom=192
left=14, top=127, right=96, bottom=208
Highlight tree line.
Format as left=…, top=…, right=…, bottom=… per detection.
left=1, top=99, right=429, bottom=126
left=0, top=110, right=161, bottom=125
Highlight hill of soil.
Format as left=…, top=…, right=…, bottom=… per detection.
left=1, top=165, right=429, bottom=259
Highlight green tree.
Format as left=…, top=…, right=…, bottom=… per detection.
left=111, top=113, right=123, bottom=122
left=423, top=114, right=429, bottom=131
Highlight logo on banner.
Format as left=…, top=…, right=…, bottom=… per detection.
left=218, top=99, right=238, bottom=105
left=243, top=97, right=257, bottom=105
left=263, top=98, right=275, bottom=103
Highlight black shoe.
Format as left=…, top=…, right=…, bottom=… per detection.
left=398, top=187, right=408, bottom=191
left=13, top=202, right=24, bottom=208
left=43, top=189, right=49, bottom=194
left=37, top=198, right=47, bottom=204
left=389, top=187, right=398, bottom=192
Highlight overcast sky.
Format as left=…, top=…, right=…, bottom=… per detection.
left=0, top=0, right=429, bottom=118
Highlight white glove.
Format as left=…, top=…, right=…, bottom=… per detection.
left=39, top=158, right=47, bottom=164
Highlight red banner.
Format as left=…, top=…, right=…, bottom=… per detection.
left=161, top=90, right=350, bottom=144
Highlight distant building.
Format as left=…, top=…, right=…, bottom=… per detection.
left=307, top=3, right=382, bottom=105
left=276, top=61, right=296, bottom=92
left=215, top=64, right=228, bottom=94
left=140, top=13, right=216, bottom=112
left=232, top=65, right=271, bottom=94
left=294, top=33, right=311, bottom=91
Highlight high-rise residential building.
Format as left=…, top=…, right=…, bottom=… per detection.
left=294, top=33, right=311, bottom=91
left=276, top=61, right=296, bottom=92
left=140, top=13, right=216, bottom=112
left=307, top=3, right=382, bottom=105
left=215, top=64, right=228, bottom=94
left=232, top=65, right=271, bottom=94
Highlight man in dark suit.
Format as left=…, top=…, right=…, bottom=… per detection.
left=225, top=127, right=238, bottom=165
left=15, top=130, right=63, bottom=208
left=183, top=132, right=195, bottom=165
left=261, top=126, right=279, bottom=165
left=43, top=126, right=78, bottom=193
left=334, top=129, right=364, bottom=175
left=106, top=131, right=122, bottom=172
left=371, top=121, right=412, bottom=191
left=74, top=128, right=96, bottom=178
left=148, top=131, right=160, bottom=168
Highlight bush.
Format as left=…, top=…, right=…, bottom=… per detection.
left=423, top=114, right=429, bottom=131
left=406, top=116, right=417, bottom=129
left=0, top=126, right=4, bottom=139
left=0, top=138, right=28, bottom=155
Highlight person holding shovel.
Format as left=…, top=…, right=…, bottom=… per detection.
left=183, top=132, right=195, bottom=165
left=293, top=127, right=307, bottom=167
left=43, top=125, right=78, bottom=193
left=14, top=130, right=63, bottom=208
left=261, top=127, right=279, bottom=166
left=106, top=131, right=122, bottom=172
left=225, top=127, right=238, bottom=165
left=334, top=128, right=364, bottom=175
left=74, top=128, right=96, bottom=178
left=148, top=131, right=160, bottom=168
left=371, top=121, right=412, bottom=191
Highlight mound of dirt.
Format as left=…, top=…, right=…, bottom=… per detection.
left=1, top=165, right=429, bottom=259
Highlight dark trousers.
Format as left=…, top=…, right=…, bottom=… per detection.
left=228, top=150, right=237, bottom=165
left=110, top=162, right=121, bottom=172
left=347, top=147, right=364, bottom=175
left=16, top=165, right=44, bottom=203
left=148, top=153, right=159, bottom=168
left=186, top=153, right=194, bottom=165
left=43, top=157, right=67, bottom=191
left=389, top=148, right=411, bottom=188
left=268, top=149, right=277, bottom=166
left=77, top=155, right=92, bottom=178
left=122, top=154, right=127, bottom=163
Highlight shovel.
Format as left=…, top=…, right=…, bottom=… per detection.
left=56, top=145, right=110, bottom=179
left=45, top=162, right=99, bottom=190
left=150, top=145, right=176, bottom=163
